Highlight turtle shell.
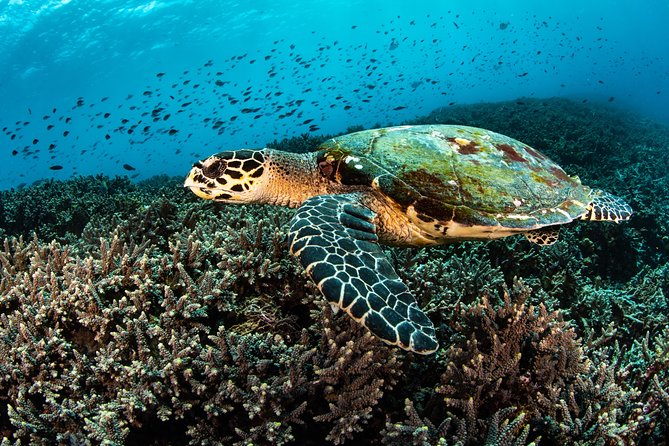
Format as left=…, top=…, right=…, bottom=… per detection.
left=316, top=124, right=591, bottom=229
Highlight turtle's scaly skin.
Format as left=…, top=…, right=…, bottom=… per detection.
left=289, top=193, right=438, bottom=353
left=184, top=124, right=633, bottom=354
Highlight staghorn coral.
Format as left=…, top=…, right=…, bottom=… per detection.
left=0, top=203, right=402, bottom=445
left=310, top=302, right=402, bottom=444
left=381, top=399, right=536, bottom=446
left=383, top=280, right=663, bottom=445
left=394, top=243, right=505, bottom=311
left=0, top=175, right=143, bottom=244
left=435, top=280, right=587, bottom=442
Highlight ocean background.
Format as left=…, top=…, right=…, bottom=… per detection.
left=0, top=0, right=667, bottom=189
left=1, top=1, right=669, bottom=445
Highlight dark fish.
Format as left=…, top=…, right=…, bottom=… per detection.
left=123, top=164, right=136, bottom=171
left=393, top=106, right=407, bottom=110
left=50, top=165, right=63, bottom=170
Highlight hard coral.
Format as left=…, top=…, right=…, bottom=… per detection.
left=0, top=200, right=402, bottom=445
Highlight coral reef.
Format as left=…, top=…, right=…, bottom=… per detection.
left=1, top=98, right=668, bottom=445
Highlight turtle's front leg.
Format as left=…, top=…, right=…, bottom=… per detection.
left=288, top=193, right=438, bottom=354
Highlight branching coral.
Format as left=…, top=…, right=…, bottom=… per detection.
left=382, top=399, right=536, bottom=446
left=0, top=175, right=143, bottom=244
left=0, top=207, right=403, bottom=445
left=438, top=280, right=587, bottom=422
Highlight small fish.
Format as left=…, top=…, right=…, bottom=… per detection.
left=123, top=164, right=136, bottom=171
left=50, top=165, right=63, bottom=170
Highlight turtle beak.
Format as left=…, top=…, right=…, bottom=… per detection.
left=184, top=169, right=214, bottom=200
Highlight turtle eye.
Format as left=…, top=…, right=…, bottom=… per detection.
left=202, top=159, right=227, bottom=179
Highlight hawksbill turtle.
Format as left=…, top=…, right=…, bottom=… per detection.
left=184, top=124, right=632, bottom=354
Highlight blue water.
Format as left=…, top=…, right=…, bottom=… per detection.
left=0, top=0, right=667, bottom=190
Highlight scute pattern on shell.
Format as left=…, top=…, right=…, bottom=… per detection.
left=318, top=124, right=592, bottom=229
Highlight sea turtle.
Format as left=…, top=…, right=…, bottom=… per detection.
left=184, top=124, right=632, bottom=354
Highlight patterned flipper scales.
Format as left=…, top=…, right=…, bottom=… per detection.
left=581, top=189, right=633, bottom=222
left=289, top=193, right=438, bottom=354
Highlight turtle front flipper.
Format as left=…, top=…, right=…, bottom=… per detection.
left=289, top=193, right=438, bottom=354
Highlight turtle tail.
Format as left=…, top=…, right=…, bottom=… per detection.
left=581, top=189, right=633, bottom=222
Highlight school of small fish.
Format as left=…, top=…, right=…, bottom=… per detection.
left=0, top=9, right=660, bottom=189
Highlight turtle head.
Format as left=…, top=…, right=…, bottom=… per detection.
left=184, top=149, right=268, bottom=203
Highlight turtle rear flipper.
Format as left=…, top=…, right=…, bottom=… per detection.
left=525, top=226, right=560, bottom=245
left=289, top=193, right=438, bottom=354
left=581, top=189, right=633, bottom=222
